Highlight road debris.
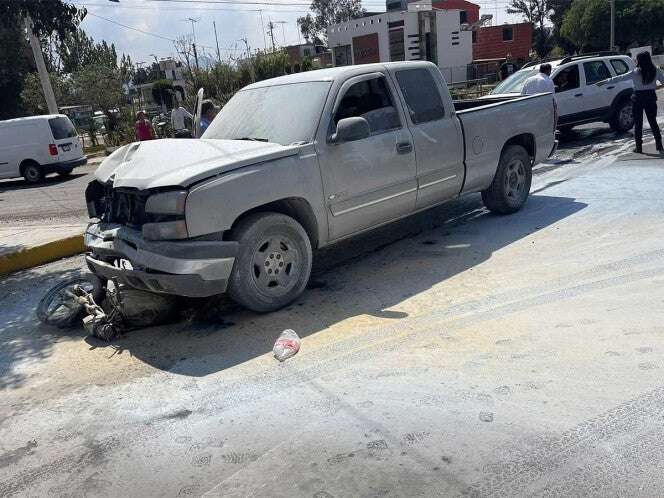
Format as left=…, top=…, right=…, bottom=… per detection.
left=36, top=275, right=104, bottom=328
left=273, top=329, right=301, bottom=362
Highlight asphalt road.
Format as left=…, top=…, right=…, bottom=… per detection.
left=1, top=126, right=664, bottom=496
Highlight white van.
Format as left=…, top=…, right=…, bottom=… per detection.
left=0, top=114, right=87, bottom=183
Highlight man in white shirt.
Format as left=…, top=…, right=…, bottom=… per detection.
left=521, top=63, right=555, bottom=95
left=171, top=104, right=193, bottom=134
left=522, top=63, right=558, bottom=126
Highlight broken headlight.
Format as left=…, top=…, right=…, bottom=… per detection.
left=142, top=190, right=188, bottom=240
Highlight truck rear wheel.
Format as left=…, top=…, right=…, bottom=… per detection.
left=228, top=212, right=312, bottom=313
left=481, top=145, right=532, bottom=215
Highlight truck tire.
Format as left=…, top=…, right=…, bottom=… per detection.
left=481, top=145, right=532, bottom=215
left=609, top=99, right=634, bottom=133
left=22, top=161, right=44, bottom=184
left=228, top=212, right=312, bottom=313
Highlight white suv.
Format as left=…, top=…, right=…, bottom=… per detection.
left=489, top=53, right=636, bottom=133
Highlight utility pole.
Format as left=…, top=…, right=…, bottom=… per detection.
left=213, top=21, right=221, bottom=63
left=192, top=43, right=200, bottom=70
left=25, top=16, right=58, bottom=114
left=240, top=38, right=255, bottom=82
left=267, top=21, right=276, bottom=51
left=258, top=10, right=267, bottom=50
left=275, top=21, right=288, bottom=45
left=186, top=17, right=201, bottom=70
left=610, top=0, right=615, bottom=51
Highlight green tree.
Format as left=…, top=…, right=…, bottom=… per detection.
left=561, top=0, right=664, bottom=52
left=73, top=64, right=124, bottom=129
left=0, top=1, right=85, bottom=38
left=548, top=0, right=575, bottom=54
left=297, top=0, right=365, bottom=43
left=507, top=0, right=552, bottom=57
left=20, top=72, right=76, bottom=115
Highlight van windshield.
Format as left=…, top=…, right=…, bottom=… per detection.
left=202, top=81, right=332, bottom=146
left=491, top=67, right=539, bottom=94
left=49, top=117, right=78, bottom=139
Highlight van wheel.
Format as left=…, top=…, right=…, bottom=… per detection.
left=22, top=161, right=44, bottom=184
left=228, top=212, right=312, bottom=313
left=610, top=99, right=634, bottom=133
left=481, top=145, right=532, bottom=215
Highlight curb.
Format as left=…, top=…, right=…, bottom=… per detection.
left=0, top=234, right=85, bottom=277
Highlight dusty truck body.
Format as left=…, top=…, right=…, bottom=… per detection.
left=85, top=61, right=557, bottom=312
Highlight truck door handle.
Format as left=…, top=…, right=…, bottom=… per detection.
left=574, top=93, right=583, bottom=97
left=396, top=142, right=413, bottom=154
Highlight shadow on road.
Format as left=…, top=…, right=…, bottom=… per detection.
left=87, top=193, right=587, bottom=378
left=0, top=172, right=87, bottom=193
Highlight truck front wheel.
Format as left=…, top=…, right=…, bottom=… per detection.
left=481, top=145, right=532, bottom=215
left=228, top=212, right=312, bottom=313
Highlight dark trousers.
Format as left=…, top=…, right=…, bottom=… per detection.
left=633, top=90, right=662, bottom=149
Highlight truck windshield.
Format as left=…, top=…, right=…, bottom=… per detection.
left=491, top=67, right=539, bottom=94
left=202, top=81, right=331, bottom=146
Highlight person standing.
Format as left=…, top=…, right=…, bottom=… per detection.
left=171, top=104, right=193, bottom=137
left=522, top=63, right=557, bottom=126
left=134, top=110, right=155, bottom=141
left=598, top=52, right=664, bottom=153
left=521, top=63, right=555, bottom=95
left=198, top=100, right=219, bottom=137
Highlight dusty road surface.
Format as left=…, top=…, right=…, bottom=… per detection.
left=1, top=137, right=664, bottom=496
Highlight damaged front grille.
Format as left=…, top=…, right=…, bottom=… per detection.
left=86, top=181, right=150, bottom=229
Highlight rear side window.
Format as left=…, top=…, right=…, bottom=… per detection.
left=583, top=61, right=611, bottom=85
left=334, top=76, right=401, bottom=134
left=395, top=68, right=445, bottom=124
left=610, top=59, right=629, bottom=75
left=48, top=117, right=77, bottom=140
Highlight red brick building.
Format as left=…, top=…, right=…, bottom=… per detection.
left=472, top=22, right=533, bottom=62
left=432, top=0, right=479, bottom=24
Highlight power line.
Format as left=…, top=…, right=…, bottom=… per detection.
left=85, top=11, right=176, bottom=41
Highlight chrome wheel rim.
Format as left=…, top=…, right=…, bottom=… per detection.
left=504, top=159, right=526, bottom=201
left=251, top=236, right=300, bottom=297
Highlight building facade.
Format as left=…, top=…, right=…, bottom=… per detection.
left=327, top=8, right=472, bottom=83
left=472, top=22, right=533, bottom=62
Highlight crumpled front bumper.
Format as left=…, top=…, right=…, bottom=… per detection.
left=84, top=222, right=238, bottom=297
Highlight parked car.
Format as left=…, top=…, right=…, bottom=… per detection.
left=489, top=53, right=636, bottom=133
left=84, top=61, right=556, bottom=312
left=0, top=114, right=87, bottom=183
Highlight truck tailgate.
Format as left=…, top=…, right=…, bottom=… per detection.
left=454, top=93, right=556, bottom=194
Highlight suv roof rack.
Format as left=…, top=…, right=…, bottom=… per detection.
left=521, top=51, right=621, bottom=69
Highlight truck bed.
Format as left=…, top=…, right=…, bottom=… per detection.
left=451, top=93, right=557, bottom=194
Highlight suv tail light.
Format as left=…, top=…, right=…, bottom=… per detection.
left=49, top=144, right=58, bottom=156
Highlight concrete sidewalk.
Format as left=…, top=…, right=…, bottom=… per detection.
left=0, top=223, right=87, bottom=276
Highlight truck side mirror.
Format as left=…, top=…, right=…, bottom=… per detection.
left=331, top=117, right=370, bottom=144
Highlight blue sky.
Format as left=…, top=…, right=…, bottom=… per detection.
left=76, top=0, right=520, bottom=63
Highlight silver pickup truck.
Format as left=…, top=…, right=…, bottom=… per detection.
left=85, top=61, right=556, bottom=312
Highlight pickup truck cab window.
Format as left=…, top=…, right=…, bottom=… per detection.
left=395, top=68, right=445, bottom=124
left=583, top=61, right=611, bottom=85
left=333, top=76, right=401, bottom=135
left=203, top=81, right=331, bottom=146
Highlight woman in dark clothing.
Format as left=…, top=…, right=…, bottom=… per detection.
left=599, top=52, right=664, bottom=153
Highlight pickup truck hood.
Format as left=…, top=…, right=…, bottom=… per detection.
left=95, top=139, right=300, bottom=190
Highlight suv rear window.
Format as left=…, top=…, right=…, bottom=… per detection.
left=583, top=61, right=611, bottom=85
left=610, top=59, right=629, bottom=75
left=48, top=117, right=78, bottom=140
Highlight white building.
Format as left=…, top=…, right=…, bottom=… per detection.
left=327, top=6, right=472, bottom=83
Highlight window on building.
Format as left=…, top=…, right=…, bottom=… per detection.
left=610, top=59, right=629, bottom=75
left=472, top=31, right=477, bottom=43
left=389, top=28, right=405, bottom=62
left=304, top=48, right=311, bottom=56
left=502, top=27, right=513, bottom=41
left=460, top=10, right=468, bottom=24
left=553, top=64, right=580, bottom=92
left=334, top=44, right=352, bottom=66
left=333, top=76, right=401, bottom=134
left=583, top=61, right=611, bottom=85
left=395, top=68, right=445, bottom=124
